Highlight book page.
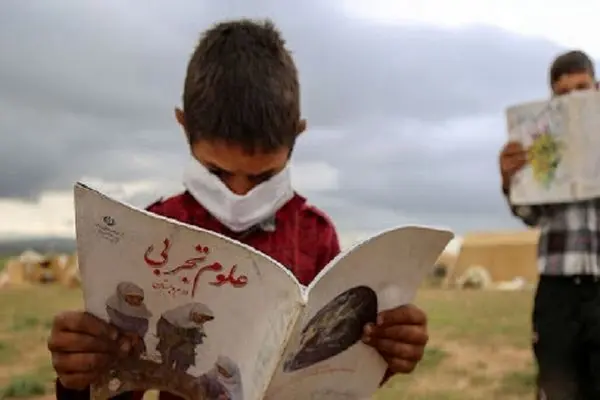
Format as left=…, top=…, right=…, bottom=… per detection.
left=569, top=91, right=600, bottom=200
left=263, top=226, right=453, bottom=400
left=74, top=183, right=303, bottom=400
left=506, top=97, right=576, bottom=205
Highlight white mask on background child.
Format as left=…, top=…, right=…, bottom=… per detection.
left=183, top=157, right=294, bottom=232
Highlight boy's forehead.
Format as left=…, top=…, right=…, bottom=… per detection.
left=552, top=72, right=595, bottom=95
left=191, top=139, right=289, bottom=174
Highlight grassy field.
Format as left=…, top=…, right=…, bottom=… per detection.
left=0, top=286, right=535, bottom=399
left=377, top=289, right=535, bottom=400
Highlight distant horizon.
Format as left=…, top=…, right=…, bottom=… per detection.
left=0, top=231, right=467, bottom=258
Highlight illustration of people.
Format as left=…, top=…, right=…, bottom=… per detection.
left=155, top=302, right=214, bottom=372
left=105, top=281, right=152, bottom=357
left=200, top=355, right=244, bottom=400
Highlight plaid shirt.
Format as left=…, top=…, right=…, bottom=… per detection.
left=505, top=187, right=600, bottom=276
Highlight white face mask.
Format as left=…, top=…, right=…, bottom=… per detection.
left=183, top=157, right=294, bottom=232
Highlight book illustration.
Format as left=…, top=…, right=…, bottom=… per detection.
left=199, top=355, right=244, bottom=400
left=507, top=91, right=600, bottom=204
left=92, top=237, right=252, bottom=400
left=505, top=96, right=576, bottom=205
left=282, top=286, right=378, bottom=372
left=98, top=300, right=243, bottom=400
left=98, top=353, right=243, bottom=400
left=155, top=303, right=215, bottom=371
left=528, top=128, right=565, bottom=188
left=507, top=100, right=567, bottom=190
left=105, top=282, right=152, bottom=357
left=99, top=284, right=230, bottom=400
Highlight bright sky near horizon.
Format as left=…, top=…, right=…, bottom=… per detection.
left=343, top=0, right=600, bottom=56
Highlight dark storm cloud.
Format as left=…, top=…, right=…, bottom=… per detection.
left=0, top=0, right=569, bottom=231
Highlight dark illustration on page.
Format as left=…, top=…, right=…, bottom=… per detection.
left=93, top=281, right=244, bottom=400
left=283, top=285, right=378, bottom=373
left=105, top=282, right=152, bottom=357
left=155, top=303, right=215, bottom=372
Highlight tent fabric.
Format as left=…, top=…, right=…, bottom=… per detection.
left=0, top=252, right=80, bottom=288
left=446, top=229, right=540, bottom=285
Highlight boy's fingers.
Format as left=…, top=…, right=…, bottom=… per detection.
left=384, top=356, right=417, bottom=374
left=504, top=158, right=526, bottom=173
left=58, top=373, right=100, bottom=391
left=47, top=332, right=113, bottom=354
left=503, top=142, right=524, bottom=155
left=501, top=154, right=527, bottom=177
left=372, top=338, right=424, bottom=362
left=52, top=352, right=112, bottom=374
left=502, top=151, right=527, bottom=165
left=53, top=311, right=117, bottom=339
left=378, top=305, right=427, bottom=326
left=368, top=324, right=428, bottom=345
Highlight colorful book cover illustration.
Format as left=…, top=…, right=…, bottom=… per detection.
left=507, top=91, right=600, bottom=205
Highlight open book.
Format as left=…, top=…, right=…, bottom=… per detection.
left=506, top=90, right=600, bottom=205
left=74, top=183, right=453, bottom=400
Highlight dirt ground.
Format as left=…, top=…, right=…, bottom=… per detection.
left=376, top=289, right=535, bottom=400
left=0, top=286, right=535, bottom=399
left=378, top=337, right=533, bottom=400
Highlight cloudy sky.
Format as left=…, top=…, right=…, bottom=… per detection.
left=1, top=0, right=598, bottom=244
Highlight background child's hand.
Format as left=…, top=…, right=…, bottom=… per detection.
left=499, top=141, right=528, bottom=189
left=47, top=311, right=130, bottom=390
left=362, top=304, right=428, bottom=374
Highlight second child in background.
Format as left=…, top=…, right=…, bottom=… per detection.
left=500, top=50, right=600, bottom=400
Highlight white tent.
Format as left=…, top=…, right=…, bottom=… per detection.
left=18, top=249, right=45, bottom=264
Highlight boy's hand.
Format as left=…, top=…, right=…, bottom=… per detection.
left=47, top=311, right=131, bottom=390
left=500, top=141, right=528, bottom=188
left=362, top=304, right=428, bottom=374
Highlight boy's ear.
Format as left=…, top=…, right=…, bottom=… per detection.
left=296, top=119, right=307, bottom=137
left=175, top=107, right=186, bottom=127
left=175, top=107, right=190, bottom=142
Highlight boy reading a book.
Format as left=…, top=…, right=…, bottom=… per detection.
left=499, top=50, right=600, bottom=399
left=48, top=19, right=430, bottom=399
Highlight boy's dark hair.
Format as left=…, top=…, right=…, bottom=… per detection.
left=549, top=50, right=595, bottom=85
left=183, top=19, right=300, bottom=153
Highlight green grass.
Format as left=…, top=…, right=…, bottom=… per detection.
left=0, top=286, right=82, bottom=396
left=416, top=289, right=533, bottom=348
left=0, top=258, right=8, bottom=273
left=495, top=369, right=537, bottom=397
left=0, top=341, right=18, bottom=365
left=1, top=375, right=47, bottom=399
left=0, top=286, right=536, bottom=399
left=417, top=346, right=449, bottom=370
left=10, top=315, right=42, bottom=332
